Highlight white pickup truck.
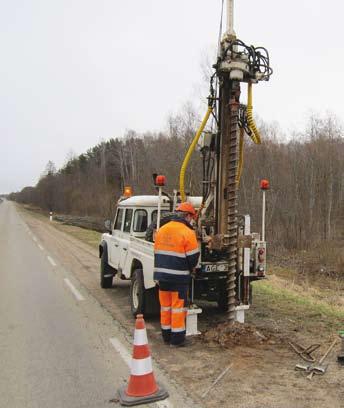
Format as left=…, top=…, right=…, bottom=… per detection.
left=99, top=194, right=266, bottom=317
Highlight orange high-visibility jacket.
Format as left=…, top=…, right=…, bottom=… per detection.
left=154, top=217, right=200, bottom=284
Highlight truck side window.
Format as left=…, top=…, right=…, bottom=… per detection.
left=114, top=208, right=124, bottom=230
left=133, top=210, right=148, bottom=232
left=151, top=210, right=169, bottom=224
left=123, top=209, right=133, bottom=233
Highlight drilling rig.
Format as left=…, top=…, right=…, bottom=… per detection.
left=179, top=0, right=272, bottom=323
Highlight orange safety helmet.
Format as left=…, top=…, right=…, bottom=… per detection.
left=176, top=202, right=196, bottom=218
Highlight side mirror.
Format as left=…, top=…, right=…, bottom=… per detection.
left=104, top=220, right=112, bottom=233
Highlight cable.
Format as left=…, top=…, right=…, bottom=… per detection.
left=223, top=39, right=273, bottom=81
left=239, top=104, right=252, bottom=137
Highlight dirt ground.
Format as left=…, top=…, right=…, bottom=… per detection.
left=19, top=206, right=344, bottom=408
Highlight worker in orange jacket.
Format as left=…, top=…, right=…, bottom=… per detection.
left=153, top=202, right=200, bottom=347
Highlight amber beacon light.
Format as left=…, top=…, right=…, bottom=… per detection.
left=123, top=186, right=133, bottom=198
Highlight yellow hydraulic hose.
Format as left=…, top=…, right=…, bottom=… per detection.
left=236, top=127, right=244, bottom=187
left=179, top=106, right=213, bottom=202
left=247, top=82, right=261, bottom=144
left=237, top=83, right=262, bottom=186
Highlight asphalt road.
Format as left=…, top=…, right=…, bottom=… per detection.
left=0, top=201, right=157, bottom=408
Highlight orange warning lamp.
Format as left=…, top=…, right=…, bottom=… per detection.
left=155, top=175, right=166, bottom=187
left=260, top=179, right=270, bottom=190
left=123, top=186, right=133, bottom=198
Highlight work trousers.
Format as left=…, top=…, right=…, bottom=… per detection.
left=158, top=281, right=188, bottom=345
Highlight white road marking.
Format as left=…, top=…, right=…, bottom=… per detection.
left=47, top=256, right=57, bottom=267
left=109, top=338, right=174, bottom=408
left=157, top=400, right=174, bottom=408
left=109, top=337, right=132, bottom=367
left=64, top=278, right=85, bottom=301
left=32, top=235, right=37, bottom=242
left=38, top=244, right=44, bottom=251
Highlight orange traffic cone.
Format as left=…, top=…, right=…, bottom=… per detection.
left=118, top=314, right=169, bottom=406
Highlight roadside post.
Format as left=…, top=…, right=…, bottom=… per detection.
left=338, top=331, right=344, bottom=365
left=260, top=179, right=270, bottom=241
left=154, top=175, right=166, bottom=231
left=49, top=211, right=53, bottom=222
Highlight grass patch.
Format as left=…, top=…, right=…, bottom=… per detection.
left=252, top=279, right=344, bottom=333
left=53, top=223, right=101, bottom=250
left=19, top=204, right=47, bottom=218
left=18, top=204, right=101, bottom=250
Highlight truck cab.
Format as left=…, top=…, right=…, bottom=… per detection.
left=99, top=195, right=200, bottom=315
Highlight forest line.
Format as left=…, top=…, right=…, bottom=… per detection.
left=9, top=111, right=344, bottom=252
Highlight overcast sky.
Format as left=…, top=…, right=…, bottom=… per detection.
left=1, top=0, right=344, bottom=193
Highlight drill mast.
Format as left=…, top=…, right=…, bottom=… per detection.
left=178, top=0, right=272, bottom=323
left=204, top=0, right=272, bottom=322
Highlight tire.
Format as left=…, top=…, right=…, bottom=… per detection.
left=144, top=286, right=160, bottom=316
left=100, top=251, right=113, bottom=289
left=130, top=269, right=145, bottom=316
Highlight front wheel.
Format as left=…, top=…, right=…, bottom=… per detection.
left=130, top=269, right=145, bottom=316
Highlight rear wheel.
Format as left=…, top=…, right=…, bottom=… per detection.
left=144, top=286, right=160, bottom=316
left=130, top=269, right=145, bottom=316
left=100, top=252, right=114, bottom=288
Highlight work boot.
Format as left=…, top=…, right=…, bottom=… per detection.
left=170, top=338, right=192, bottom=348
left=162, top=335, right=170, bottom=345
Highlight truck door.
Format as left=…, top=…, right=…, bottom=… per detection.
left=109, top=208, right=124, bottom=268
left=118, top=209, right=133, bottom=272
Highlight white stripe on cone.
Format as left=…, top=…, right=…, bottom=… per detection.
left=130, top=356, right=153, bottom=376
left=133, top=329, right=148, bottom=346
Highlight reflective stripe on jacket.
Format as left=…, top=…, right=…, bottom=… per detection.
left=153, top=218, right=200, bottom=284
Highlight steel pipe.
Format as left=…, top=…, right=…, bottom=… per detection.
left=226, top=0, right=235, bottom=35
